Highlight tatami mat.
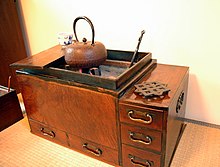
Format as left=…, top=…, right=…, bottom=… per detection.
left=172, top=121, right=220, bottom=167
left=0, top=117, right=220, bottom=167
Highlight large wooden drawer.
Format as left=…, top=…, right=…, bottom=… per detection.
left=121, top=123, right=162, bottom=152
left=68, top=133, right=119, bottom=166
left=122, top=144, right=161, bottom=167
left=29, top=119, right=68, bottom=147
left=119, top=103, right=163, bottom=131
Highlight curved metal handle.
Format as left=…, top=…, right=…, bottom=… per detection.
left=83, top=143, right=102, bottom=156
left=129, top=155, right=151, bottom=167
left=128, top=110, right=153, bottom=124
left=73, top=16, right=95, bottom=45
left=40, top=127, right=55, bottom=138
left=129, top=132, right=152, bottom=145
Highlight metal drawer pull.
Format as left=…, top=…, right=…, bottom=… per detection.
left=129, top=155, right=152, bottom=167
left=83, top=143, right=102, bottom=157
left=128, top=110, right=153, bottom=124
left=40, top=127, right=55, bottom=138
left=129, top=132, right=152, bottom=145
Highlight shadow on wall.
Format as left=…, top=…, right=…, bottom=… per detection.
left=185, top=74, right=210, bottom=123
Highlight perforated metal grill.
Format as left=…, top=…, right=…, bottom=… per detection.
left=134, top=81, right=170, bottom=98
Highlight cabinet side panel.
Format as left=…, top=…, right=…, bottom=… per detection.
left=164, top=71, right=189, bottom=167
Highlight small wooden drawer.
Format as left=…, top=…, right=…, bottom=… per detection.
left=119, top=103, right=163, bottom=131
left=68, top=133, right=119, bottom=166
left=29, top=119, right=68, bottom=146
left=122, top=144, right=161, bottom=167
left=121, top=124, right=162, bottom=152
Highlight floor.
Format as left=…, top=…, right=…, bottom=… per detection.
left=171, top=119, right=220, bottom=167
left=0, top=116, right=220, bottom=167
left=1, top=94, right=220, bottom=166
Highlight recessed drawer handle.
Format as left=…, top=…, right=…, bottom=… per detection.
left=128, top=110, right=153, bottom=124
left=129, top=132, right=152, bottom=145
left=40, top=127, right=55, bottom=138
left=129, top=155, right=152, bottom=167
left=83, top=143, right=102, bottom=157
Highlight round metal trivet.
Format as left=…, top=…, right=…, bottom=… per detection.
left=134, top=81, right=170, bottom=98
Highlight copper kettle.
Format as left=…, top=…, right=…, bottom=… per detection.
left=64, top=16, right=107, bottom=68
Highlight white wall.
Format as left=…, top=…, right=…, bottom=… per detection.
left=18, top=0, right=220, bottom=125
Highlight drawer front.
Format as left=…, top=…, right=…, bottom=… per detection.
left=122, top=144, right=161, bottom=167
left=121, top=124, right=162, bottom=152
left=29, top=119, right=68, bottom=147
left=68, top=133, right=118, bottom=166
left=119, top=104, right=163, bottom=131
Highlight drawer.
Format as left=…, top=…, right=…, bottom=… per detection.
left=68, top=133, right=119, bottom=166
left=29, top=119, right=68, bottom=147
left=119, top=104, right=163, bottom=131
left=121, top=124, right=162, bottom=152
left=122, top=144, right=161, bottom=167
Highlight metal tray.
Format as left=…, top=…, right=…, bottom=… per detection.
left=17, top=49, right=156, bottom=90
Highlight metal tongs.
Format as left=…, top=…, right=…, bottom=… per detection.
left=129, top=30, right=145, bottom=68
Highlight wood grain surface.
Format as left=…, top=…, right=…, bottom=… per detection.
left=0, top=0, right=27, bottom=89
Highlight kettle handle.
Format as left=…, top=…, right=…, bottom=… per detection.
left=73, top=16, right=95, bottom=45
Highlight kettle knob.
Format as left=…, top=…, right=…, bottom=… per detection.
left=82, top=38, right=87, bottom=43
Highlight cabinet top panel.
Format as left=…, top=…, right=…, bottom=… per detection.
left=11, top=45, right=63, bottom=69
left=120, top=64, right=189, bottom=110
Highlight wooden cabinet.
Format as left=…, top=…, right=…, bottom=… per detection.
left=119, top=64, right=189, bottom=167
left=17, top=74, right=118, bottom=148
left=13, top=46, right=189, bottom=167
left=17, top=74, right=119, bottom=166
left=0, top=0, right=27, bottom=90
